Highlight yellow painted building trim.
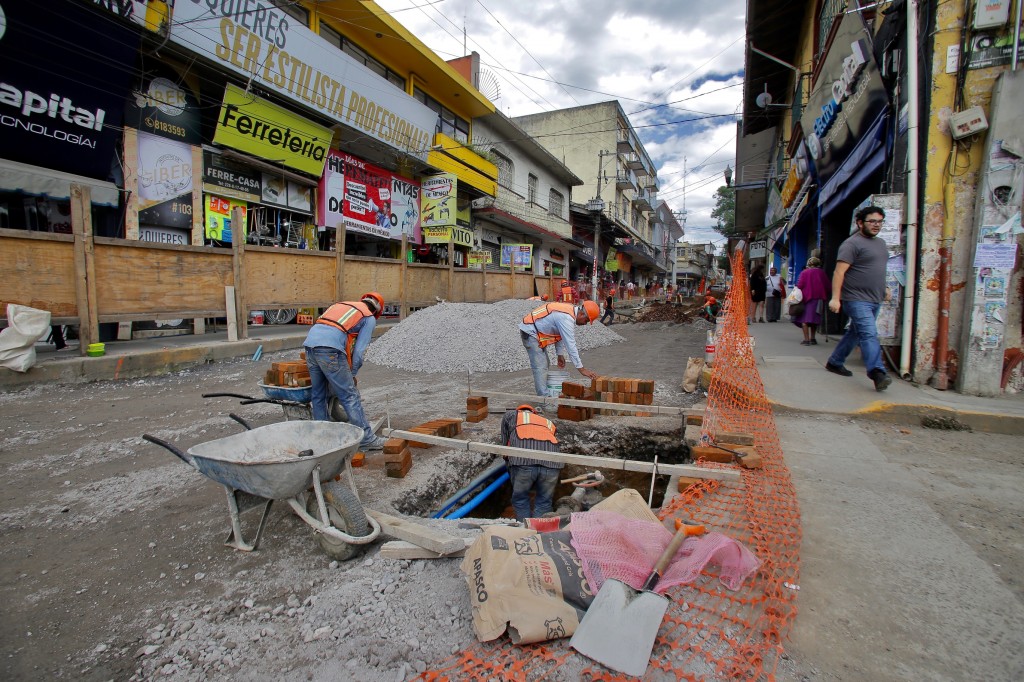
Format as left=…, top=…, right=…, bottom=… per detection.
left=426, top=150, right=497, bottom=196
left=432, top=133, right=498, bottom=180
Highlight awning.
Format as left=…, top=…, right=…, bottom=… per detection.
left=0, top=158, right=120, bottom=206
left=818, top=112, right=889, bottom=216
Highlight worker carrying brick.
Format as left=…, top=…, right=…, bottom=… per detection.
left=501, top=405, right=562, bottom=521
left=519, top=300, right=600, bottom=396
left=303, top=292, right=387, bottom=451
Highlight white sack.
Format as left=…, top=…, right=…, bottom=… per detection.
left=0, top=304, right=52, bottom=372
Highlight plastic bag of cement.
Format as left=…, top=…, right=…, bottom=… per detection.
left=0, top=304, right=51, bottom=372
left=681, top=356, right=705, bottom=392
left=460, top=489, right=659, bottom=644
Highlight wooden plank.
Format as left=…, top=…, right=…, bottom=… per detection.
left=399, top=234, right=407, bottom=320
left=70, top=184, right=97, bottom=351
left=335, top=223, right=346, bottom=302
left=123, top=128, right=139, bottom=240
left=377, top=538, right=475, bottom=560
left=470, top=390, right=698, bottom=417
left=382, top=429, right=740, bottom=481
left=225, top=286, right=238, bottom=342
left=231, top=207, right=247, bottom=339
left=98, top=310, right=225, bottom=323
left=364, top=510, right=466, bottom=555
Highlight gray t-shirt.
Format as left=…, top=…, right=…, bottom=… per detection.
left=836, top=231, right=888, bottom=302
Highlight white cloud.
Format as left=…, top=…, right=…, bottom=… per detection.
left=376, top=0, right=746, bottom=237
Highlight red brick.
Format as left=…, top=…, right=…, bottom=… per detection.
left=466, top=413, right=487, bottom=423
left=350, top=452, right=365, bottom=467
left=383, top=438, right=408, bottom=454
left=385, top=452, right=413, bottom=478
left=466, top=396, right=488, bottom=408
left=384, top=446, right=412, bottom=464
left=561, top=381, right=586, bottom=398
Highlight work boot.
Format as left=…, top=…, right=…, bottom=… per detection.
left=825, top=362, right=853, bottom=377
left=870, top=369, right=892, bottom=392
left=360, top=435, right=387, bottom=451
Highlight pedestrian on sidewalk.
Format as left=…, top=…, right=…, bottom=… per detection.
left=519, top=300, right=600, bottom=396
left=501, top=404, right=562, bottom=521
left=791, top=257, right=830, bottom=345
left=303, top=292, right=387, bottom=450
left=826, top=206, right=892, bottom=391
left=600, top=291, right=615, bottom=325
left=748, top=263, right=767, bottom=324
left=765, top=267, right=785, bottom=321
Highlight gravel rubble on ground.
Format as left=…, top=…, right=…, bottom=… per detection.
left=365, top=299, right=625, bottom=373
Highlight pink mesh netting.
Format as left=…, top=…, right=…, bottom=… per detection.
left=569, top=509, right=761, bottom=593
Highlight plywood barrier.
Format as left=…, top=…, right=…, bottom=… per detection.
left=0, top=230, right=77, bottom=319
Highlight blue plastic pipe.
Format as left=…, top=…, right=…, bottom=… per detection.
left=432, top=462, right=507, bottom=518
left=446, top=472, right=510, bottom=520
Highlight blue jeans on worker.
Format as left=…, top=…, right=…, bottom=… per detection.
left=521, top=331, right=552, bottom=397
left=827, top=300, right=885, bottom=376
left=304, top=346, right=375, bottom=445
left=509, top=464, right=561, bottom=521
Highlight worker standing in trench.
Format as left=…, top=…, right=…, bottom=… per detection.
left=519, top=300, right=600, bottom=397
left=501, top=404, right=562, bottom=521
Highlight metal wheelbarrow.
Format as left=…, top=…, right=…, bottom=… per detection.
left=143, top=420, right=379, bottom=561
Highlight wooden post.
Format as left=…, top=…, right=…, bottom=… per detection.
left=399, top=234, right=408, bottom=320
left=191, top=143, right=205, bottom=336
left=334, top=224, right=346, bottom=302
left=509, top=253, right=515, bottom=299
left=123, top=128, right=139, bottom=240
left=231, top=206, right=248, bottom=340
left=447, top=234, right=455, bottom=301
left=70, top=184, right=98, bottom=353
left=481, top=253, right=487, bottom=303
left=225, top=286, right=238, bottom=342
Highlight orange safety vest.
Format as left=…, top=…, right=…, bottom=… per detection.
left=316, top=301, right=373, bottom=367
left=514, top=410, right=558, bottom=444
left=561, top=284, right=575, bottom=303
left=522, top=302, right=576, bottom=349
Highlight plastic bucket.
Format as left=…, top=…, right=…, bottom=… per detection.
left=251, top=311, right=264, bottom=325
left=545, top=369, right=570, bottom=396
left=705, top=330, right=716, bottom=367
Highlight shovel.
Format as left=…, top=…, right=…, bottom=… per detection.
left=570, top=519, right=706, bottom=677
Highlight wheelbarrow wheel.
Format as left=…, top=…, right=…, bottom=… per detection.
left=307, top=481, right=369, bottom=561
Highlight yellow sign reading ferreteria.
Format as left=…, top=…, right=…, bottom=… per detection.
left=213, top=84, right=331, bottom=177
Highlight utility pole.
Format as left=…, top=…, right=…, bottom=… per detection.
left=587, top=150, right=609, bottom=303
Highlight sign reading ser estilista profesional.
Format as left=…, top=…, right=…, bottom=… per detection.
left=213, top=84, right=331, bottom=177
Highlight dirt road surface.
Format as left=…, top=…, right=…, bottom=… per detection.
left=2, top=320, right=1022, bottom=680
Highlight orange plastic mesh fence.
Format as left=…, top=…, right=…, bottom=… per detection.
left=422, top=251, right=801, bottom=681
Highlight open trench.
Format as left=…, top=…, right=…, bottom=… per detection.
left=391, top=422, right=692, bottom=520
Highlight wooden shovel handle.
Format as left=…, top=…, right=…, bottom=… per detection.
left=651, top=522, right=706, bottom=577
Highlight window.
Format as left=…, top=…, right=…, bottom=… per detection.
left=548, top=189, right=564, bottom=217
left=493, top=151, right=514, bottom=189
left=270, top=0, right=308, bottom=26
left=319, top=22, right=405, bottom=90
left=815, top=0, right=847, bottom=62
left=527, top=174, right=537, bottom=204
left=413, top=87, right=470, bottom=143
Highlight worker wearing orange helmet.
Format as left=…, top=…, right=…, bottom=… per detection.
left=519, top=300, right=600, bottom=397
left=303, top=292, right=387, bottom=450
left=501, top=404, right=561, bottom=521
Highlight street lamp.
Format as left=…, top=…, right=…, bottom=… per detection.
left=586, top=198, right=605, bottom=302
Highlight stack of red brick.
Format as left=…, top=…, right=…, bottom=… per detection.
left=465, top=396, right=488, bottom=422
left=264, top=358, right=310, bottom=387
left=379, top=418, right=463, bottom=478
left=556, top=376, right=656, bottom=421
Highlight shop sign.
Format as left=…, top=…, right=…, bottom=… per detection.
left=424, top=225, right=473, bottom=247
left=127, top=73, right=201, bottom=144
left=749, top=240, right=768, bottom=259
left=203, top=151, right=261, bottom=201
left=500, top=243, right=533, bottom=268
left=604, top=246, right=619, bottom=272
left=966, top=32, right=1024, bottom=70
left=421, top=174, right=457, bottom=228
left=318, top=150, right=397, bottom=239
left=89, top=0, right=165, bottom=31
left=0, top=0, right=140, bottom=180
left=204, top=194, right=247, bottom=242
left=468, top=250, right=492, bottom=266
left=780, top=146, right=810, bottom=208
left=213, top=84, right=331, bottom=177
left=261, top=172, right=312, bottom=213
left=799, top=4, right=888, bottom=185
left=139, top=225, right=188, bottom=245
left=390, top=175, right=422, bottom=244
left=765, top=183, right=785, bottom=226
left=137, top=131, right=193, bottom=231
left=549, top=247, right=565, bottom=260
left=169, top=0, right=435, bottom=158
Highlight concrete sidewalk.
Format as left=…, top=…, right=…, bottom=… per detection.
left=749, top=318, right=1024, bottom=433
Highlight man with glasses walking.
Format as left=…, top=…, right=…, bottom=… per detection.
left=825, top=206, right=893, bottom=391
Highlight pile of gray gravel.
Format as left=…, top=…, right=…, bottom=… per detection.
left=365, top=299, right=624, bottom=373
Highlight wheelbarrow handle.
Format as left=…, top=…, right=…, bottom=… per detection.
left=142, top=434, right=194, bottom=467
left=202, top=392, right=258, bottom=401
left=228, top=413, right=254, bottom=431
left=239, top=398, right=306, bottom=407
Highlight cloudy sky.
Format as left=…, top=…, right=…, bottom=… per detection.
left=376, top=0, right=745, bottom=246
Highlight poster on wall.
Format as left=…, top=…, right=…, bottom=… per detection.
left=390, top=176, right=422, bottom=243
left=423, top=225, right=473, bottom=247
left=317, top=150, right=392, bottom=238
left=261, top=173, right=312, bottom=213
left=137, top=131, right=193, bottom=233
left=501, top=244, right=533, bottom=268
left=126, top=66, right=202, bottom=144
left=204, top=195, right=247, bottom=243
left=421, top=174, right=457, bottom=228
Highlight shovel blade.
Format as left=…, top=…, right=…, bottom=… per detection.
left=570, top=579, right=669, bottom=677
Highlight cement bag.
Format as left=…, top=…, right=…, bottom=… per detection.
left=681, top=356, right=705, bottom=392
left=0, top=304, right=51, bottom=372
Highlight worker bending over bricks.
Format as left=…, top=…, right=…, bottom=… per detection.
left=519, top=300, right=600, bottom=397
left=501, top=405, right=562, bottom=522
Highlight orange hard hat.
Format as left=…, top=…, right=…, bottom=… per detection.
left=707, top=296, right=717, bottom=304
left=516, top=404, right=536, bottom=412
left=542, top=294, right=549, bottom=301
left=581, top=300, right=600, bottom=324
left=360, top=292, right=384, bottom=317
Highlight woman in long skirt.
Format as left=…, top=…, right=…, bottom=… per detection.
left=792, top=257, right=831, bottom=345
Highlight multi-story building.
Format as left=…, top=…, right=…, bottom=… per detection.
left=736, top=0, right=1024, bottom=396
left=513, top=102, right=668, bottom=287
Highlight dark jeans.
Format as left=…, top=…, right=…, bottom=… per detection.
left=304, top=346, right=375, bottom=446
left=600, top=309, right=614, bottom=324
left=766, top=296, right=782, bottom=322
left=509, top=465, right=561, bottom=521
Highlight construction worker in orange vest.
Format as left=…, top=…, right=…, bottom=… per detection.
left=303, top=292, right=387, bottom=450
left=559, top=280, right=575, bottom=303
left=500, top=405, right=561, bottom=521
left=519, top=300, right=600, bottom=397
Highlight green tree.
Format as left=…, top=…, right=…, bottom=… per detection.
left=710, top=185, right=735, bottom=236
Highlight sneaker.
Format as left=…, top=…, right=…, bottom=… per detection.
left=800, top=340, right=811, bottom=346
left=870, top=369, right=892, bottom=392
left=809, top=339, right=818, bottom=345
left=825, top=362, right=853, bottom=377
left=360, top=435, right=387, bottom=451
